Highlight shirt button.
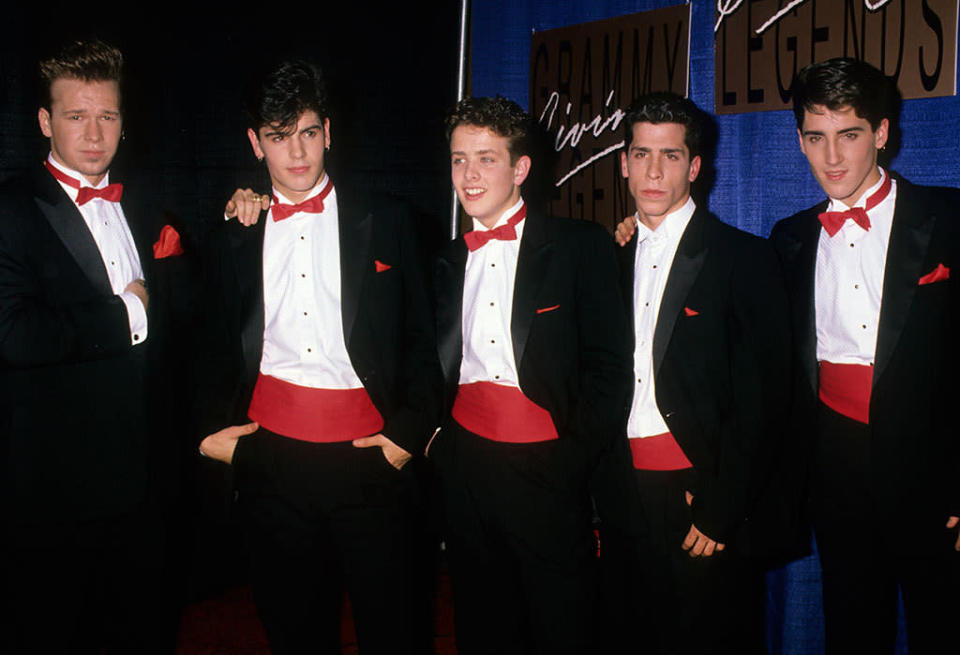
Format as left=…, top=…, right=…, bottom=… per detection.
left=854, top=284, right=859, bottom=289
left=303, top=311, right=308, bottom=316
left=637, top=378, right=642, bottom=383
left=133, top=334, right=140, bottom=341
left=850, top=243, right=855, bottom=248
left=494, top=375, right=500, bottom=379
left=301, top=273, right=306, bottom=278
left=307, top=348, right=312, bottom=353
left=644, top=302, right=649, bottom=307
left=491, top=263, right=496, bottom=268
left=652, top=264, right=658, bottom=269
left=490, top=339, right=495, bottom=344
left=490, top=302, right=494, bottom=307
left=861, top=324, right=867, bottom=329
left=110, top=261, right=115, bottom=266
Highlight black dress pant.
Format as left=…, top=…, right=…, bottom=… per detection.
left=431, top=421, right=597, bottom=655
left=232, top=428, right=429, bottom=655
left=599, top=467, right=765, bottom=655
left=3, top=508, right=170, bottom=655
left=811, top=403, right=960, bottom=655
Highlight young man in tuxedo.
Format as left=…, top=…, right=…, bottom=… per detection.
left=0, top=39, right=173, bottom=653
left=606, top=93, right=791, bottom=654
left=196, top=59, right=441, bottom=654
left=431, top=96, right=632, bottom=655
left=769, top=57, right=960, bottom=653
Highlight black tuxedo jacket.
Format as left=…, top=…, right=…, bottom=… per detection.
left=433, top=210, right=632, bottom=473
left=0, top=165, right=164, bottom=528
left=196, top=185, right=441, bottom=456
left=770, top=176, right=960, bottom=541
left=608, top=208, right=792, bottom=544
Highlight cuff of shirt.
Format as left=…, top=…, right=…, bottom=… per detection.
left=119, top=290, right=148, bottom=346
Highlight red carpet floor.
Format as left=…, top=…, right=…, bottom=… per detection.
left=175, top=574, right=456, bottom=655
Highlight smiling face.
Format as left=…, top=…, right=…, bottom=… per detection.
left=38, top=78, right=122, bottom=186
left=620, top=121, right=700, bottom=230
left=798, top=104, right=888, bottom=205
left=450, top=124, right=530, bottom=229
left=248, top=110, right=330, bottom=203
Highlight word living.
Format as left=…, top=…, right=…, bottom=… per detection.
left=538, top=89, right=626, bottom=187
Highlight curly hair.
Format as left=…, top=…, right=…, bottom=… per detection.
left=444, top=96, right=534, bottom=164
left=792, top=57, right=894, bottom=131
left=621, top=92, right=703, bottom=158
left=245, top=58, right=329, bottom=133
left=38, top=39, right=123, bottom=109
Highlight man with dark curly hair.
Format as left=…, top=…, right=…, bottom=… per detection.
left=607, top=92, right=791, bottom=654
left=196, top=58, right=442, bottom=655
left=430, top=96, right=632, bottom=654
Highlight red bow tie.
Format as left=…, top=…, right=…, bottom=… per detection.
left=818, top=172, right=891, bottom=237
left=44, top=160, right=123, bottom=205
left=464, top=205, right=527, bottom=251
left=271, top=177, right=333, bottom=222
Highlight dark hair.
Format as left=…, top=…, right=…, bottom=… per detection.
left=245, top=58, right=330, bottom=133
left=444, top=96, right=534, bottom=164
left=621, top=92, right=703, bottom=158
left=792, top=57, right=894, bottom=131
left=38, top=39, right=123, bottom=109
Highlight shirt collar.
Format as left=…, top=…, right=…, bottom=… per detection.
left=828, top=167, right=886, bottom=212
left=272, top=172, right=331, bottom=206
left=471, top=197, right=526, bottom=238
left=636, top=196, right=696, bottom=245
left=46, top=153, right=111, bottom=190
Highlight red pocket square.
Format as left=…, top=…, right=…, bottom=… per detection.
left=684, top=307, right=699, bottom=317
left=918, top=263, right=950, bottom=285
left=375, top=260, right=391, bottom=273
left=536, top=304, right=560, bottom=314
left=153, top=224, right=184, bottom=259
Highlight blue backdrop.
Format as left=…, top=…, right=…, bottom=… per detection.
left=469, top=1, right=960, bottom=652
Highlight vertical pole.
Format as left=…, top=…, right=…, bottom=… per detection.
left=450, top=0, right=471, bottom=240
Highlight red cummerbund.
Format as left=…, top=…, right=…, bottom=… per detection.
left=247, top=373, right=384, bottom=442
left=629, top=432, right=693, bottom=471
left=818, top=361, right=872, bottom=425
left=451, top=381, right=558, bottom=443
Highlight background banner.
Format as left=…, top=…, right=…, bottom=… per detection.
left=715, top=0, right=958, bottom=114
left=530, top=5, right=690, bottom=228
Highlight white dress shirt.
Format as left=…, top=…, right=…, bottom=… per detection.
left=627, top=197, right=696, bottom=439
left=815, top=168, right=896, bottom=365
left=259, top=176, right=364, bottom=390
left=46, top=155, right=146, bottom=346
left=458, top=198, right=526, bottom=388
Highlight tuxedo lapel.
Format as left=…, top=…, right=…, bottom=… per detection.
left=653, top=210, right=707, bottom=376
left=789, top=207, right=824, bottom=395
left=436, top=240, right=467, bottom=385
left=339, top=199, right=373, bottom=346
left=32, top=167, right=113, bottom=296
left=511, top=212, right=554, bottom=373
left=874, top=181, right=936, bottom=383
left=618, top=236, right=638, bottom=327
left=232, top=218, right=266, bottom=384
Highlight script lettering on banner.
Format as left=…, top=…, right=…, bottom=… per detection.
left=530, top=4, right=690, bottom=229
left=715, top=0, right=958, bottom=114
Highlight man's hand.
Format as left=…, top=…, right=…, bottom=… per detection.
left=225, top=188, right=270, bottom=226
left=353, top=433, right=412, bottom=470
left=124, top=279, right=148, bottom=312
left=681, top=491, right=726, bottom=558
left=615, top=214, right=638, bottom=246
left=948, top=516, right=960, bottom=551
left=199, top=422, right=259, bottom=464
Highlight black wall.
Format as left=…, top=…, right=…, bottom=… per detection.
left=1, top=2, right=461, bottom=241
